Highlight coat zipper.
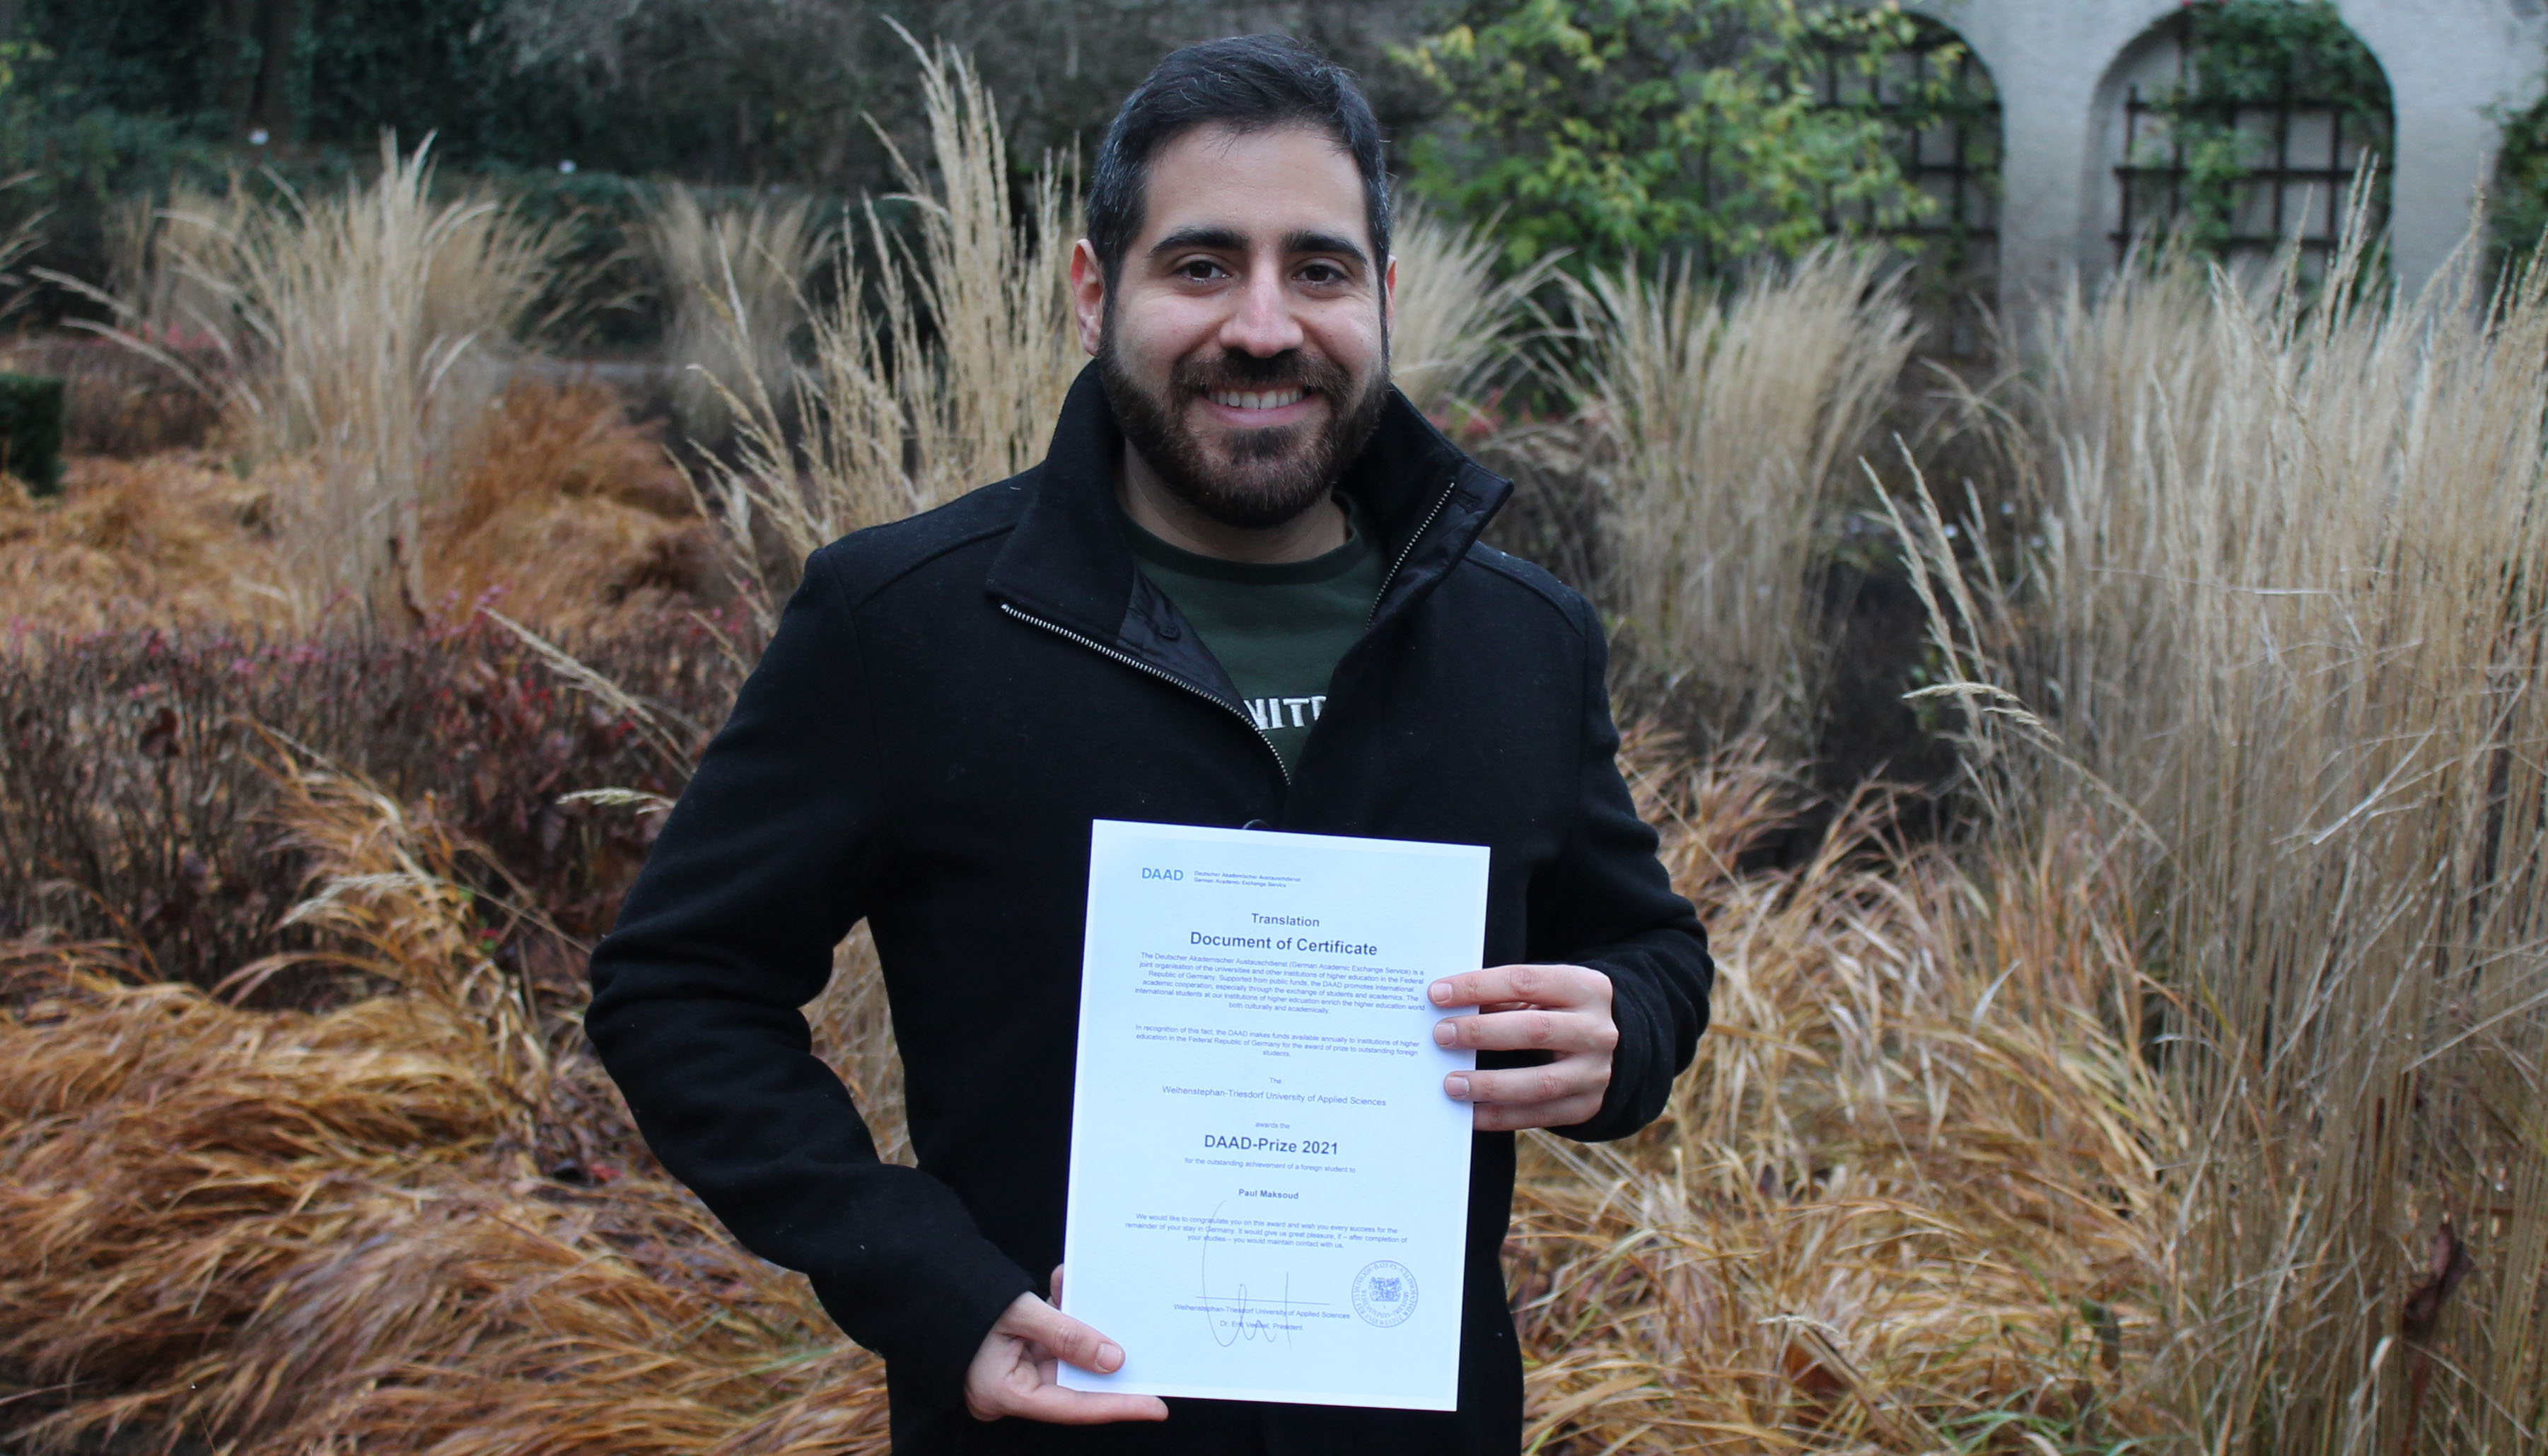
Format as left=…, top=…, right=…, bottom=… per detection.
left=999, top=602, right=1292, bottom=785
left=1369, top=477, right=1459, bottom=627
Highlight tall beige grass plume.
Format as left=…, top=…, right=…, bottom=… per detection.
left=1574, top=244, right=1915, bottom=743
left=101, top=182, right=243, bottom=344
left=879, top=22, right=1083, bottom=503
left=1897, top=204, right=2548, bottom=1450
left=132, top=136, right=563, bottom=620
left=1386, top=199, right=1555, bottom=422
left=642, top=185, right=822, bottom=441
left=697, top=32, right=1081, bottom=625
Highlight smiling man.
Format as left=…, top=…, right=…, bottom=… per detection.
left=588, top=35, right=1712, bottom=1456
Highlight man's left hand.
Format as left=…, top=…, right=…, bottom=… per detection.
left=1427, top=964, right=1616, bottom=1131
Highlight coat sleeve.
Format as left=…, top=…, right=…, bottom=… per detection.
left=1523, top=597, right=1715, bottom=1143
left=586, top=548, right=1035, bottom=1407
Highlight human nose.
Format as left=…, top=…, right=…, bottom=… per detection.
left=1218, top=263, right=1305, bottom=358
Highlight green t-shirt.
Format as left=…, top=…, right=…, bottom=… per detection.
left=1124, top=499, right=1386, bottom=775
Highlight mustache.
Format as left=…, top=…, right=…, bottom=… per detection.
left=1169, top=350, right=1351, bottom=400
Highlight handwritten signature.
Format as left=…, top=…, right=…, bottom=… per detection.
left=1197, top=1200, right=1303, bottom=1350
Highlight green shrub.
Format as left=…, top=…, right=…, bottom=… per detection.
left=1393, top=0, right=1960, bottom=271
left=2494, top=88, right=2548, bottom=264
left=0, top=372, right=65, bottom=494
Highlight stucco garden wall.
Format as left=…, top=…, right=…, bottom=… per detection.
left=1906, top=0, right=2548, bottom=308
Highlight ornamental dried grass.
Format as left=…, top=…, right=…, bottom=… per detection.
left=112, top=139, right=566, bottom=620
left=426, top=380, right=716, bottom=632
left=1, top=725, right=2184, bottom=1453
left=0, top=383, right=715, bottom=641
left=0, top=754, right=886, bottom=1454
left=0, top=453, right=301, bottom=634
left=1896, top=207, right=2548, bottom=1450
left=696, top=33, right=1080, bottom=624
left=1386, top=199, right=1557, bottom=424
left=1503, top=738, right=2177, bottom=1452
left=640, top=186, right=824, bottom=441
left=1571, top=245, right=1916, bottom=747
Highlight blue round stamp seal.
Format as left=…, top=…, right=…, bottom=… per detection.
left=1351, top=1259, right=1417, bottom=1327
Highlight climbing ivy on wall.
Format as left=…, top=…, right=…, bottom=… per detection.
left=2491, top=83, right=2548, bottom=265
left=2141, top=0, right=2391, bottom=256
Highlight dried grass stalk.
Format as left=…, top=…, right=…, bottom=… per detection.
left=101, top=182, right=244, bottom=346
left=1501, top=740, right=2180, bottom=1452
left=882, top=25, right=1083, bottom=506
left=1900, top=210, right=2548, bottom=1450
left=1574, top=245, right=1915, bottom=743
left=0, top=454, right=302, bottom=634
left=0, top=753, right=888, bottom=1454
left=641, top=186, right=822, bottom=441
left=696, top=34, right=1079, bottom=624
left=112, top=138, right=563, bottom=620
left=1386, top=199, right=1556, bottom=423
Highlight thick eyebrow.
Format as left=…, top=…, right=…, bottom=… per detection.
left=1282, top=229, right=1371, bottom=269
left=1147, top=225, right=1249, bottom=260
left=1146, top=224, right=1371, bottom=271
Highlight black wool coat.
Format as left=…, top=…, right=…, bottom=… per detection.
left=588, top=364, right=1714, bottom=1455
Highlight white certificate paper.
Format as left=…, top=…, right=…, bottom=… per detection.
left=1057, top=819, right=1489, bottom=1411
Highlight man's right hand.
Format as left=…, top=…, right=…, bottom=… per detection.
left=963, top=1266, right=1171, bottom=1425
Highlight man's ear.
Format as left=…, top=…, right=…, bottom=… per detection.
left=1069, top=240, right=1107, bottom=358
left=1383, top=252, right=1397, bottom=336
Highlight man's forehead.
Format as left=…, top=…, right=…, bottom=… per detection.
left=1136, top=123, right=1371, bottom=255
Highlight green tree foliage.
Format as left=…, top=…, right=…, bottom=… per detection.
left=1392, top=0, right=1956, bottom=269
left=21, top=0, right=741, bottom=175
left=13, top=0, right=1424, bottom=187
left=0, top=0, right=1436, bottom=329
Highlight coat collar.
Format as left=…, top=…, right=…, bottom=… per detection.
left=984, top=361, right=1513, bottom=670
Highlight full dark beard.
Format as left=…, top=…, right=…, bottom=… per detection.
left=1099, top=340, right=1390, bottom=530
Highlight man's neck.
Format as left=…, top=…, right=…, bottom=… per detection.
left=1116, top=447, right=1348, bottom=564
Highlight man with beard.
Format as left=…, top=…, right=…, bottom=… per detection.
left=588, top=33, right=1712, bottom=1456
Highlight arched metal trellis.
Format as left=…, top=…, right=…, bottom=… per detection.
left=1813, top=18, right=2001, bottom=355
left=2109, top=8, right=2392, bottom=273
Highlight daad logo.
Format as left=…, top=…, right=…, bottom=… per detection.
left=1141, top=867, right=1182, bottom=881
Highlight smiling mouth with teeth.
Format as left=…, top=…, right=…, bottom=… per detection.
left=1206, top=388, right=1308, bottom=412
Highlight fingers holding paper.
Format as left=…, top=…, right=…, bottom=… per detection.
left=1427, top=963, right=1617, bottom=1132
left=963, top=1272, right=1171, bottom=1426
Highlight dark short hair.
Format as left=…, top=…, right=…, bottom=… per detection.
left=1086, top=35, right=1390, bottom=285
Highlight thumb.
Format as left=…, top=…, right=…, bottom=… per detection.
left=1004, top=1297, right=1125, bottom=1375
